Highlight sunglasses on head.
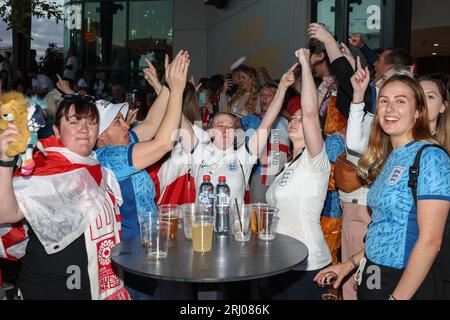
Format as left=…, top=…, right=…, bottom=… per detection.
left=62, top=94, right=96, bottom=104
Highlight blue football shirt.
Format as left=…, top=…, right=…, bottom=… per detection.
left=96, top=130, right=158, bottom=240
left=366, top=141, right=450, bottom=269
left=322, top=134, right=346, bottom=218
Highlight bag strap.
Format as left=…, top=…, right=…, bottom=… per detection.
left=408, top=144, right=450, bottom=264
left=408, top=144, right=449, bottom=204
left=369, top=84, right=377, bottom=115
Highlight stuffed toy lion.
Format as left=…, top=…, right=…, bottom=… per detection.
left=0, top=92, right=30, bottom=157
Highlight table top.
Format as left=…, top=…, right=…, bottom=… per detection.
left=111, top=232, right=309, bottom=283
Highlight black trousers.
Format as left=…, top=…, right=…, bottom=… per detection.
left=357, top=257, right=403, bottom=300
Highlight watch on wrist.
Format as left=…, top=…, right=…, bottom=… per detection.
left=0, top=156, right=18, bottom=168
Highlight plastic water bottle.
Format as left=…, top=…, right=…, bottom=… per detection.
left=198, top=175, right=215, bottom=216
left=214, top=176, right=231, bottom=236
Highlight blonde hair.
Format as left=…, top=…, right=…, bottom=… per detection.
left=358, top=75, right=433, bottom=183
left=227, top=66, right=260, bottom=114
left=391, top=64, right=413, bottom=77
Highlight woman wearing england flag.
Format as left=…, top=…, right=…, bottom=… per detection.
left=0, top=96, right=130, bottom=300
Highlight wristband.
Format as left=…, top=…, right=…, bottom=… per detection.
left=0, top=156, right=18, bottom=168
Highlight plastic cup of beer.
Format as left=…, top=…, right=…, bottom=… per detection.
left=231, top=204, right=253, bottom=242
left=179, top=203, right=203, bottom=240
left=257, top=207, right=280, bottom=241
left=251, top=203, right=270, bottom=234
left=146, top=220, right=170, bottom=261
left=158, top=204, right=180, bottom=240
left=137, top=211, right=158, bottom=248
left=192, top=215, right=214, bottom=254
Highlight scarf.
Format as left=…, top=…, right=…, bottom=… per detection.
left=0, top=136, right=130, bottom=300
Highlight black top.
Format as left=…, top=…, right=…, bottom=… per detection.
left=18, top=228, right=91, bottom=300
left=112, top=234, right=309, bottom=283
left=331, top=56, right=374, bottom=118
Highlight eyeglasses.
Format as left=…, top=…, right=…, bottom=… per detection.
left=62, top=94, right=96, bottom=104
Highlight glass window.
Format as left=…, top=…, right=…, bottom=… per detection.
left=84, top=1, right=127, bottom=84
left=314, top=0, right=348, bottom=42
left=0, top=21, right=13, bottom=59
left=64, top=1, right=83, bottom=60
left=348, top=0, right=382, bottom=49
left=128, top=1, right=173, bottom=87
left=314, top=0, right=382, bottom=48
left=316, top=0, right=337, bottom=36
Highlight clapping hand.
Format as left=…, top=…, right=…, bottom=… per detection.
left=166, top=50, right=190, bottom=94
left=143, top=58, right=162, bottom=93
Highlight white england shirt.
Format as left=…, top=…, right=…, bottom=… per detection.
left=191, top=128, right=258, bottom=204
left=266, top=145, right=332, bottom=271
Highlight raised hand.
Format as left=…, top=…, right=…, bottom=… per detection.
left=125, top=108, right=139, bottom=126
left=307, top=23, right=335, bottom=45
left=340, top=42, right=356, bottom=70
left=143, top=59, right=162, bottom=93
left=0, top=123, right=19, bottom=162
left=279, top=63, right=299, bottom=89
left=166, top=50, right=190, bottom=94
left=295, top=48, right=311, bottom=67
left=222, top=77, right=233, bottom=94
left=56, top=74, right=74, bottom=94
left=350, top=56, right=371, bottom=103
left=319, top=76, right=336, bottom=98
left=164, top=54, right=170, bottom=81
left=348, top=33, right=364, bottom=48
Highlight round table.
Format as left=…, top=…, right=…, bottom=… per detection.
left=112, top=233, right=308, bottom=289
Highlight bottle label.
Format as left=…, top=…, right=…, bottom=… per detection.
left=198, top=193, right=211, bottom=206
left=216, top=194, right=230, bottom=206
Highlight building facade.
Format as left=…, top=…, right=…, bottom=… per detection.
left=64, top=0, right=173, bottom=87
left=63, top=0, right=448, bottom=86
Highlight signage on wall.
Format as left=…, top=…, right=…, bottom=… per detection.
left=65, top=5, right=82, bottom=30
left=366, top=5, right=381, bottom=30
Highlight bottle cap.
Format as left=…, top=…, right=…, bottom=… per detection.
left=218, top=176, right=226, bottom=182
left=203, top=175, right=211, bottom=182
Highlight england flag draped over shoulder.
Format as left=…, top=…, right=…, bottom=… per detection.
left=0, top=136, right=130, bottom=300
left=148, top=141, right=196, bottom=205
left=0, top=223, right=28, bottom=261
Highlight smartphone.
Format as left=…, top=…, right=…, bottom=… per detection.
left=226, top=73, right=232, bottom=80
left=126, top=93, right=136, bottom=109
left=199, top=91, right=207, bottom=105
